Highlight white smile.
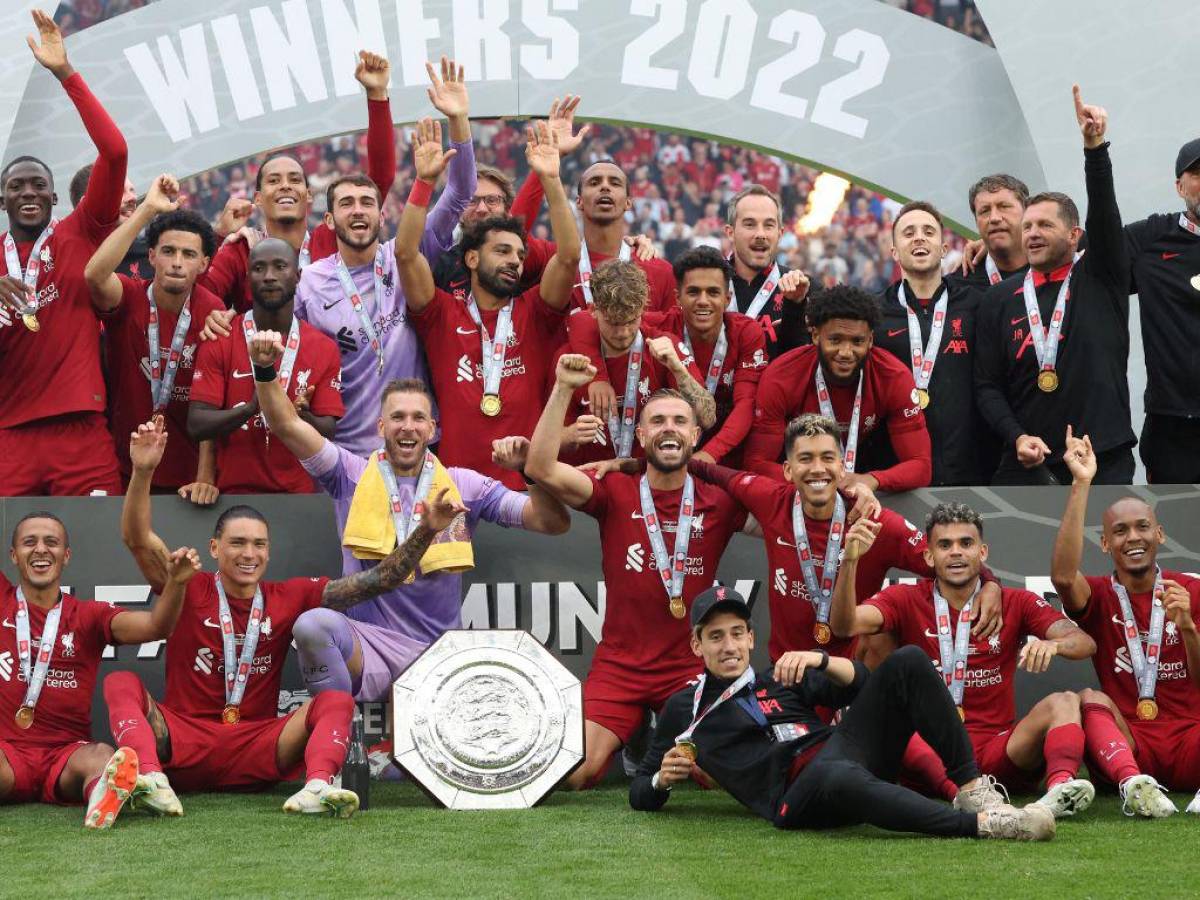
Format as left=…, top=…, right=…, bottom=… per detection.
left=397, top=439, right=418, bottom=449
left=659, top=440, right=681, bottom=451
left=806, top=479, right=831, bottom=489
left=236, top=563, right=257, bottom=574
left=19, top=204, right=39, bottom=214
left=277, top=197, right=298, bottom=206
left=30, top=559, right=52, bottom=573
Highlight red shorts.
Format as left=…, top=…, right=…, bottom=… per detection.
left=971, top=730, right=1041, bottom=793
left=0, top=739, right=88, bottom=804
left=583, top=655, right=698, bottom=745
left=159, top=704, right=302, bottom=792
left=0, top=413, right=121, bottom=496
left=1131, top=719, right=1200, bottom=791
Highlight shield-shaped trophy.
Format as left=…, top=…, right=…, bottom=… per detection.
left=391, top=630, right=583, bottom=809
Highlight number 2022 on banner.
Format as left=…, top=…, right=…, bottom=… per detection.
left=621, top=0, right=891, bottom=140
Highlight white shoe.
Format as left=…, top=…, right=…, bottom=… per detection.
left=1120, top=774, right=1177, bottom=818
left=283, top=778, right=359, bottom=819
left=84, top=747, right=139, bottom=830
left=1036, top=778, right=1095, bottom=819
left=1186, top=790, right=1200, bottom=815
left=953, top=774, right=1009, bottom=813
left=130, top=770, right=183, bottom=817
left=977, top=803, right=1056, bottom=841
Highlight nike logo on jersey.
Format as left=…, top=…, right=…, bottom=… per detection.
left=203, top=618, right=222, bottom=630
left=456, top=326, right=478, bottom=335
left=887, top=328, right=906, bottom=337
left=1162, top=252, right=1181, bottom=260
left=323, top=297, right=343, bottom=309
left=775, top=536, right=796, bottom=548
left=232, top=370, right=252, bottom=379
left=1011, top=316, right=1027, bottom=326
left=1, top=618, right=14, bottom=629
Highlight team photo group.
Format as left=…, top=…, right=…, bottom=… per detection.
left=2, top=5, right=1199, bottom=851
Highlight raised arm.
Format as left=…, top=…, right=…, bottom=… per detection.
left=525, top=354, right=600, bottom=509
left=1073, top=84, right=1129, bottom=290
left=525, top=121, right=580, bottom=309
left=247, top=329, right=327, bottom=460
left=829, top=517, right=886, bottom=638
left=110, top=547, right=201, bottom=645
left=121, top=417, right=175, bottom=594
left=396, top=117, right=452, bottom=313
left=85, top=175, right=180, bottom=311
left=491, top=436, right=572, bottom=535
left=1051, top=426, right=1096, bottom=613
left=422, top=57, right=476, bottom=259
left=646, top=335, right=716, bottom=428
left=321, top=487, right=466, bottom=611
left=356, top=51, right=396, bottom=198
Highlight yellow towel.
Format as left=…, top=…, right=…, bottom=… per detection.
left=342, top=451, right=474, bottom=577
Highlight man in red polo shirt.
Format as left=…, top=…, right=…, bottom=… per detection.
left=0, top=11, right=127, bottom=495
left=188, top=239, right=342, bottom=493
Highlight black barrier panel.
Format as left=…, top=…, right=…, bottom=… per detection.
left=2, top=486, right=1197, bottom=743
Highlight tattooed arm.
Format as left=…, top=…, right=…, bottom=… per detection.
left=320, top=487, right=467, bottom=611
left=646, top=335, right=717, bottom=429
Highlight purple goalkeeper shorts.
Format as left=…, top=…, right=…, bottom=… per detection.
left=348, top=618, right=428, bottom=702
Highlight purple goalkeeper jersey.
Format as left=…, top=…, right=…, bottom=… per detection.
left=302, top=439, right=528, bottom=643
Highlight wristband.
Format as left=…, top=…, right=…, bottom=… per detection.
left=408, top=179, right=435, bottom=208
left=520, top=468, right=536, bottom=487
left=815, top=649, right=829, bottom=671
left=252, top=363, right=277, bottom=383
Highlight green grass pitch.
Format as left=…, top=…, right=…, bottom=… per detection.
left=2, top=783, right=1196, bottom=898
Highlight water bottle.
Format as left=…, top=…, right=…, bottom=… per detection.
left=342, top=707, right=370, bottom=811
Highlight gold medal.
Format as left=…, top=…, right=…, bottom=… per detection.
left=21, top=313, right=39, bottom=332
left=916, top=388, right=930, bottom=409
left=675, top=740, right=697, bottom=762
left=813, top=622, right=831, bottom=645
left=14, top=705, right=34, bottom=729
left=669, top=596, right=686, bottom=619
left=956, top=704, right=965, bottom=722
left=222, top=704, right=241, bottom=725
left=480, top=394, right=501, bottom=417
left=1036, top=370, right=1059, bottom=393
left=1136, top=698, right=1159, bottom=721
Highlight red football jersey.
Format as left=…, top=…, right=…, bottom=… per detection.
left=410, top=286, right=566, bottom=491
left=190, top=313, right=343, bottom=493
left=162, top=572, right=326, bottom=722
left=0, top=587, right=119, bottom=748
left=867, top=582, right=1070, bottom=736
left=579, top=472, right=745, bottom=679
left=1071, top=573, right=1200, bottom=724
left=104, top=277, right=226, bottom=488
left=716, top=469, right=928, bottom=661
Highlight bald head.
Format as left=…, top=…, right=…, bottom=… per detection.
left=248, top=238, right=299, bottom=310
left=1100, top=496, right=1163, bottom=578
left=1102, top=496, right=1157, bottom=533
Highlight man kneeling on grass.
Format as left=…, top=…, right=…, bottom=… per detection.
left=629, top=586, right=1055, bottom=841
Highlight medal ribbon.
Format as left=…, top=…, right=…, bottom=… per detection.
left=607, top=331, right=644, bottom=458
left=984, top=254, right=1002, bottom=286
left=578, top=240, right=631, bottom=305
left=676, top=666, right=757, bottom=744
left=3, top=219, right=58, bottom=313
left=215, top=579, right=266, bottom=709
left=684, top=323, right=729, bottom=395
left=242, top=314, right=301, bottom=391
left=1178, top=213, right=1200, bottom=237
left=897, top=282, right=948, bottom=393
left=638, top=473, right=696, bottom=604
left=791, top=493, right=847, bottom=629
left=1020, top=262, right=1075, bottom=376
left=931, top=581, right=981, bottom=708
left=146, top=285, right=193, bottom=412
left=298, top=230, right=311, bottom=270
left=466, top=294, right=514, bottom=402
left=14, top=588, right=63, bottom=714
left=333, top=247, right=387, bottom=374
left=737, top=263, right=781, bottom=320
left=376, top=449, right=436, bottom=544
left=1110, top=570, right=1167, bottom=702
left=814, top=366, right=863, bottom=473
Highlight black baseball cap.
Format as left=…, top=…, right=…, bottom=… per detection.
left=1176, top=138, right=1200, bottom=178
left=691, top=585, right=751, bottom=628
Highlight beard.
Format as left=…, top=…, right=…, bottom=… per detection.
left=476, top=263, right=522, bottom=299
left=334, top=220, right=381, bottom=252
left=252, top=288, right=294, bottom=311
left=817, top=352, right=864, bottom=387
left=645, top=437, right=693, bottom=473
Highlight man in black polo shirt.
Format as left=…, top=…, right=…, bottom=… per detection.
left=723, top=184, right=811, bottom=358
left=960, top=174, right=1030, bottom=290
left=628, top=586, right=1053, bottom=840
left=975, top=85, right=1135, bottom=485
left=874, top=200, right=994, bottom=484
left=1124, top=138, right=1200, bottom=483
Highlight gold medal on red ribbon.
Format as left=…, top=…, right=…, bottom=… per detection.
left=21, top=313, right=39, bottom=332
left=956, top=705, right=966, bottom=722
left=916, top=388, right=930, bottom=409
left=813, top=622, right=831, bottom=645
left=480, top=394, right=502, bottom=417
left=675, top=740, right=697, bottom=762
left=1136, top=698, right=1159, bottom=721
left=1037, top=370, right=1059, bottom=393
left=222, top=704, right=241, bottom=725
left=14, top=705, right=35, bottom=729
left=669, top=596, right=686, bottom=620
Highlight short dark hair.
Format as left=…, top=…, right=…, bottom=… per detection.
left=576, top=158, right=628, bottom=195
left=968, top=173, right=1030, bottom=215
left=1, top=155, right=53, bottom=191
left=11, top=511, right=68, bottom=548
left=784, top=413, right=842, bottom=458
left=892, top=200, right=944, bottom=237
left=459, top=215, right=526, bottom=261
left=924, top=502, right=984, bottom=539
left=726, top=184, right=782, bottom=226
left=1026, top=191, right=1080, bottom=229
left=325, top=173, right=381, bottom=212
left=380, top=378, right=434, bottom=410
left=70, top=163, right=93, bottom=207
left=145, top=209, right=218, bottom=257
left=213, top=505, right=269, bottom=539
left=805, top=284, right=881, bottom=330
left=255, top=153, right=303, bottom=192
left=673, top=246, right=734, bottom=286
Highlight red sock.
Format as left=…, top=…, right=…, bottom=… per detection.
left=1082, top=703, right=1141, bottom=785
left=901, top=734, right=958, bottom=801
left=102, top=671, right=162, bottom=773
left=84, top=777, right=100, bottom=799
left=1043, top=723, right=1085, bottom=788
left=303, top=691, right=355, bottom=783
